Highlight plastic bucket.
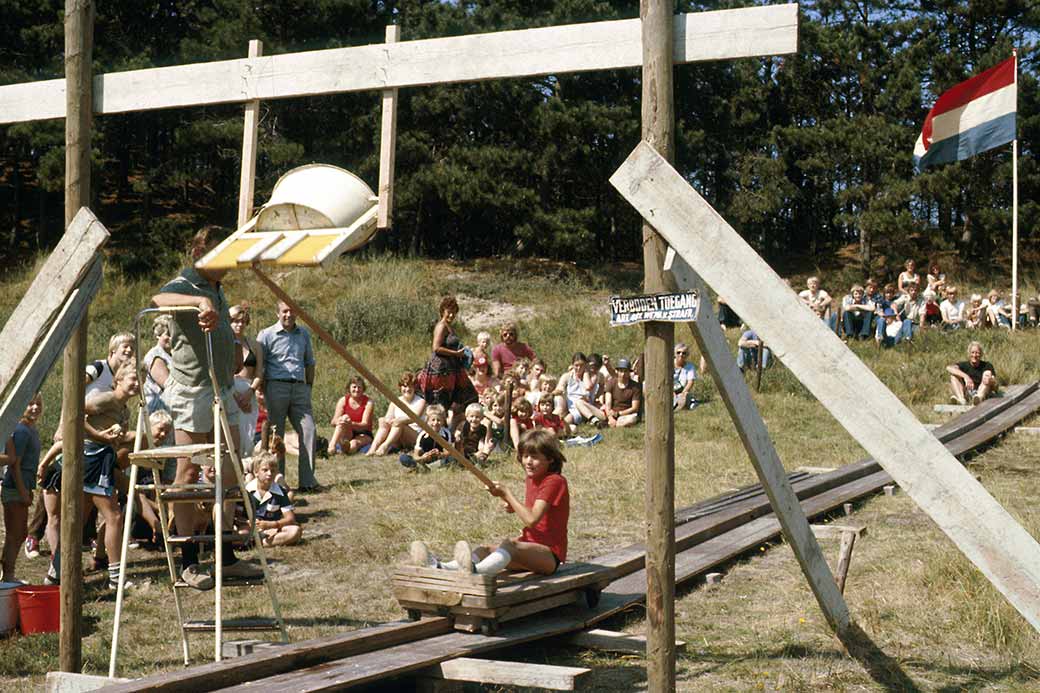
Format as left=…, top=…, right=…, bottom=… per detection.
left=0, top=582, right=21, bottom=635
left=257, top=163, right=376, bottom=232
left=16, top=585, right=60, bottom=635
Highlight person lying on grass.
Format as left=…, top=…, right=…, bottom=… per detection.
left=246, top=452, right=301, bottom=547
left=410, top=429, right=568, bottom=576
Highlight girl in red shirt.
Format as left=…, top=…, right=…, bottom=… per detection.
left=328, top=376, right=374, bottom=455
left=411, top=429, right=568, bottom=576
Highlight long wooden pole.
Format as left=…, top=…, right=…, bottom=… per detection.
left=249, top=267, right=493, bottom=489
left=640, top=1, right=676, bottom=690
left=237, top=40, right=263, bottom=228
left=60, top=0, right=94, bottom=672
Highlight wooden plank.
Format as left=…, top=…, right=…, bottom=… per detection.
left=948, top=389, right=1040, bottom=455
left=393, top=587, right=463, bottom=608
left=425, top=658, right=590, bottom=690
left=564, top=629, right=686, bottom=654
left=464, top=563, right=611, bottom=608
left=0, top=207, right=109, bottom=397
left=934, top=404, right=972, bottom=414
left=393, top=566, right=495, bottom=587
left=99, top=618, right=452, bottom=692
left=0, top=5, right=798, bottom=124
left=666, top=249, right=852, bottom=636
left=610, top=141, right=1040, bottom=632
left=0, top=259, right=102, bottom=445
left=810, top=524, right=867, bottom=539
left=377, top=25, right=399, bottom=230
left=236, top=40, right=263, bottom=228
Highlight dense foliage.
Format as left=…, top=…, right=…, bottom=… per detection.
left=0, top=1, right=1038, bottom=274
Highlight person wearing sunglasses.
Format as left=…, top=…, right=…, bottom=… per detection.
left=673, top=343, right=698, bottom=411
left=491, top=321, right=537, bottom=379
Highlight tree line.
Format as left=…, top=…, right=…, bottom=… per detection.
left=1, top=0, right=1037, bottom=276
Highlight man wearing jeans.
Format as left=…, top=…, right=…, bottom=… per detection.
left=258, top=302, right=318, bottom=490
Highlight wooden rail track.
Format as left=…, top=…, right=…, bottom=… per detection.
left=100, top=383, right=1039, bottom=692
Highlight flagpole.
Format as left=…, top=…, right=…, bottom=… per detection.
left=1012, top=48, right=1019, bottom=331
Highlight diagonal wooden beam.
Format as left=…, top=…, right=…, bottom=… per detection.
left=610, top=140, right=1040, bottom=633
left=665, top=248, right=851, bottom=636
left=0, top=5, right=798, bottom=124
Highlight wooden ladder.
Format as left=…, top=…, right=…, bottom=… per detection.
left=108, top=307, right=288, bottom=676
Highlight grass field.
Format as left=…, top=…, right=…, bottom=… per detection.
left=1, top=255, right=1039, bottom=691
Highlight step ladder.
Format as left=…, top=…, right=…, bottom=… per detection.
left=109, top=307, right=288, bottom=676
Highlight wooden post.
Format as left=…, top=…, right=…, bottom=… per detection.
left=237, top=40, right=263, bottom=228
left=640, top=1, right=676, bottom=690
left=60, top=0, right=94, bottom=672
left=834, top=530, right=858, bottom=595
left=754, top=338, right=764, bottom=392
left=377, top=25, right=400, bottom=230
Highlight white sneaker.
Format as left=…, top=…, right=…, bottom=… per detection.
left=181, top=564, right=214, bottom=590
left=453, top=541, right=474, bottom=574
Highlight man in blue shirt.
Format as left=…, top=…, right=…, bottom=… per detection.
left=257, top=301, right=319, bottom=490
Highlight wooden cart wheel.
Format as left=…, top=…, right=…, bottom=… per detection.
left=406, top=608, right=422, bottom=622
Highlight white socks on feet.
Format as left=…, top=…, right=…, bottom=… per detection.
left=475, top=548, right=511, bottom=576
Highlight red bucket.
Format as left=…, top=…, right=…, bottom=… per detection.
left=16, top=585, right=60, bottom=635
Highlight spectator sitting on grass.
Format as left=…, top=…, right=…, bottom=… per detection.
left=399, top=405, right=452, bottom=471
left=492, top=321, right=537, bottom=378
left=603, top=358, right=641, bottom=429
left=736, top=328, right=771, bottom=372
left=841, top=284, right=874, bottom=341
left=557, top=352, right=605, bottom=431
left=799, top=276, right=836, bottom=331
left=940, top=286, right=966, bottom=331
left=527, top=359, right=548, bottom=393
left=368, top=372, right=426, bottom=457
left=892, top=283, right=924, bottom=338
left=510, top=398, right=536, bottom=449
left=947, top=341, right=997, bottom=406
left=328, top=376, right=374, bottom=456
left=965, top=294, right=986, bottom=330
left=246, top=451, right=301, bottom=547
left=673, top=343, right=698, bottom=410
left=876, top=308, right=910, bottom=348
left=927, top=262, right=947, bottom=295
left=984, top=289, right=1014, bottom=329
left=455, top=403, right=491, bottom=465
left=897, top=259, right=920, bottom=292
left=483, top=394, right=509, bottom=453
left=922, top=289, right=942, bottom=328
left=533, top=393, right=566, bottom=437
left=872, top=284, right=898, bottom=340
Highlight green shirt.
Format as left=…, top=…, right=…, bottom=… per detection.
left=158, top=267, right=235, bottom=388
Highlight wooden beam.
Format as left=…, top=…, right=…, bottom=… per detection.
left=377, top=25, right=400, bottom=231
left=0, top=207, right=109, bottom=398
left=810, top=524, right=867, bottom=539
left=834, top=530, right=858, bottom=595
left=236, top=40, right=263, bottom=228
left=60, top=0, right=94, bottom=673
left=666, top=250, right=852, bottom=636
left=423, top=658, right=590, bottom=691
left=0, top=259, right=103, bottom=445
left=0, top=5, right=798, bottom=124
left=640, top=1, right=677, bottom=689
left=610, top=141, right=1040, bottom=633
left=564, top=629, right=687, bottom=654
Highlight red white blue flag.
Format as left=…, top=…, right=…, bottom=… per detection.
left=914, top=56, right=1016, bottom=171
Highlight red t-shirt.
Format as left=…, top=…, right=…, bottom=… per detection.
left=492, top=342, right=536, bottom=373
left=519, top=472, right=569, bottom=562
left=532, top=412, right=565, bottom=434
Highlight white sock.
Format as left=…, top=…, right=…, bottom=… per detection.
left=475, top=548, right=512, bottom=575
left=439, top=560, right=458, bottom=570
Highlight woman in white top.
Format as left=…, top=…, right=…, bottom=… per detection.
left=939, top=286, right=966, bottom=330
left=369, top=372, right=427, bottom=456
left=897, top=259, right=920, bottom=292
left=142, top=316, right=173, bottom=414
left=798, top=276, right=836, bottom=331
left=229, top=304, right=264, bottom=459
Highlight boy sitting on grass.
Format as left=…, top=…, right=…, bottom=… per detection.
left=246, top=452, right=301, bottom=547
left=399, top=405, right=453, bottom=471
left=455, top=403, right=491, bottom=465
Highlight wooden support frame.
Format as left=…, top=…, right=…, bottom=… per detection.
left=420, top=658, right=590, bottom=691
left=665, top=249, right=852, bottom=635
left=610, top=141, right=1040, bottom=632
left=0, top=5, right=798, bottom=124
left=377, top=25, right=400, bottom=230
left=237, top=40, right=263, bottom=228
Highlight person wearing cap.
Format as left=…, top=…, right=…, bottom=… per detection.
left=673, top=343, right=698, bottom=410
left=603, top=358, right=641, bottom=428
left=947, top=342, right=997, bottom=405
left=876, top=307, right=908, bottom=348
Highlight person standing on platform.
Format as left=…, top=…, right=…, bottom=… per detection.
left=257, top=301, right=319, bottom=491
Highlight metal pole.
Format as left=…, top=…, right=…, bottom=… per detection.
left=60, top=0, right=94, bottom=672
left=640, top=1, right=676, bottom=690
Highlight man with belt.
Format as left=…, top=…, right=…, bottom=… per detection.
left=257, top=302, right=319, bottom=490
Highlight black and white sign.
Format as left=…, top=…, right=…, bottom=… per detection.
left=609, top=292, right=699, bottom=326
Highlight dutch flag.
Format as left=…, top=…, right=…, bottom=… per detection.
left=913, top=56, right=1016, bottom=171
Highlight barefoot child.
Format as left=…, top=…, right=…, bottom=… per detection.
left=0, top=394, right=43, bottom=582
left=247, top=452, right=302, bottom=546
left=410, top=429, right=568, bottom=575
left=398, top=405, right=452, bottom=471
